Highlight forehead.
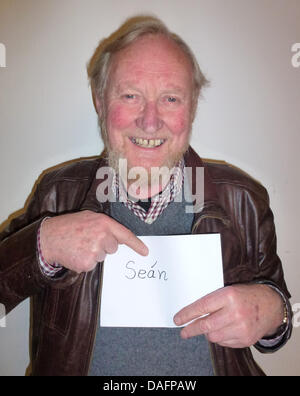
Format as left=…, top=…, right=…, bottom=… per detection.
left=108, top=34, right=193, bottom=85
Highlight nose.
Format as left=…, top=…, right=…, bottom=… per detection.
left=136, top=101, right=164, bottom=134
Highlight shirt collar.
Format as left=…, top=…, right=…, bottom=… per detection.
left=112, top=159, right=184, bottom=224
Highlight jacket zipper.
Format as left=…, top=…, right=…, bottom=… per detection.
left=192, top=211, right=230, bottom=377
left=208, top=342, right=218, bottom=376
left=86, top=261, right=104, bottom=375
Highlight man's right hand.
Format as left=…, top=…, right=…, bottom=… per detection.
left=39, top=210, right=148, bottom=274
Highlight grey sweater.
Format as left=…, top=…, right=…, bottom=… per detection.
left=89, top=191, right=214, bottom=376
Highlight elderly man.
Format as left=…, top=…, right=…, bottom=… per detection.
left=0, top=16, right=292, bottom=376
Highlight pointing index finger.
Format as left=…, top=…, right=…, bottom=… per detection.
left=112, top=221, right=149, bottom=257
left=174, top=287, right=225, bottom=326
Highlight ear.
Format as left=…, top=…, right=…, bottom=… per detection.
left=190, top=98, right=198, bottom=123
left=91, top=88, right=103, bottom=118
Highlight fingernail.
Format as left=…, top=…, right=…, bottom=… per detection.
left=142, top=244, right=149, bottom=256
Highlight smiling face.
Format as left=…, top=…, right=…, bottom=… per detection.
left=97, top=34, right=196, bottom=186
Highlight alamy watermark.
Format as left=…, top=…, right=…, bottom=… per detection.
left=0, top=303, right=6, bottom=328
left=95, top=160, right=204, bottom=214
left=291, top=43, right=300, bottom=68
left=292, top=303, right=300, bottom=328
left=0, top=43, right=6, bottom=68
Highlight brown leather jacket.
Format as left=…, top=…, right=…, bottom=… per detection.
left=0, top=147, right=292, bottom=376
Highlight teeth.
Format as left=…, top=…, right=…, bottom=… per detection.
left=131, top=138, right=164, bottom=148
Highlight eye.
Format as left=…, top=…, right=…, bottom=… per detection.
left=121, top=93, right=141, bottom=104
left=124, top=94, right=135, bottom=100
left=162, top=95, right=181, bottom=106
left=121, top=93, right=137, bottom=101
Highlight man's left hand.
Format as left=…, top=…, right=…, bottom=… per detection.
left=173, top=284, right=284, bottom=348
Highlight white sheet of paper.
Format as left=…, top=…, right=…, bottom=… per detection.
left=100, top=234, right=223, bottom=328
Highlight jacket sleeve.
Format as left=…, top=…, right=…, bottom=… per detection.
left=217, top=173, right=292, bottom=353
left=0, top=182, right=78, bottom=315
left=252, top=195, right=293, bottom=353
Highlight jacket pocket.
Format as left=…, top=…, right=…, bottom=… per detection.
left=42, top=280, right=82, bottom=336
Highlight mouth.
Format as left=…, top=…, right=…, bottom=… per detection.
left=129, top=137, right=166, bottom=149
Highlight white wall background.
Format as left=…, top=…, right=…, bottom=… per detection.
left=0, top=0, right=299, bottom=376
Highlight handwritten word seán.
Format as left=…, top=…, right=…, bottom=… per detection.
left=125, top=260, right=168, bottom=281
